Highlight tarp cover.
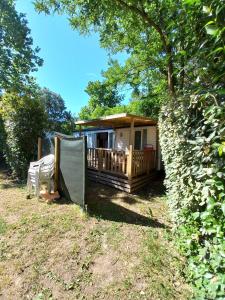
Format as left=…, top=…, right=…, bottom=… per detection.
left=41, top=133, right=86, bottom=208
left=59, top=137, right=86, bottom=207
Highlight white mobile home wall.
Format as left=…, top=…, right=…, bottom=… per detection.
left=115, top=126, right=157, bottom=152
left=115, top=126, right=161, bottom=170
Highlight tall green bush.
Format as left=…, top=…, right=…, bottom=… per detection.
left=1, top=91, right=47, bottom=179
left=159, top=94, right=225, bottom=299
left=0, top=116, right=6, bottom=161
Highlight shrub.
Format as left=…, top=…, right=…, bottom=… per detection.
left=159, top=94, right=225, bottom=299
left=1, top=91, right=47, bottom=179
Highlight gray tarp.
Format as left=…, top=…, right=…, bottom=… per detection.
left=42, top=133, right=87, bottom=208
left=59, top=137, right=86, bottom=207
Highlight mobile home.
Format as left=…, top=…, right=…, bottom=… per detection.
left=75, top=113, right=161, bottom=192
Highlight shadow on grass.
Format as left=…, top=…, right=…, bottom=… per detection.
left=0, top=183, right=17, bottom=189
left=0, top=166, right=24, bottom=190
left=134, top=171, right=166, bottom=199
left=86, top=179, right=168, bottom=228
left=0, top=163, right=166, bottom=228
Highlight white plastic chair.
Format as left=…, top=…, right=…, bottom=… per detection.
left=27, top=154, right=55, bottom=198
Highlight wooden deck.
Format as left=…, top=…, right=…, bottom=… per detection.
left=87, top=147, right=156, bottom=192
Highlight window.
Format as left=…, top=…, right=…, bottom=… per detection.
left=134, top=131, right=142, bottom=150
left=108, top=132, right=114, bottom=149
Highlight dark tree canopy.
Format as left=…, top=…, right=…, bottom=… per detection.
left=78, top=80, right=123, bottom=120
left=0, top=0, right=43, bottom=92
left=1, top=89, right=47, bottom=178
left=40, top=87, right=75, bottom=134
left=85, top=80, right=123, bottom=109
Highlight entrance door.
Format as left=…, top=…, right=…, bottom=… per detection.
left=134, top=130, right=142, bottom=150
left=97, top=132, right=108, bottom=148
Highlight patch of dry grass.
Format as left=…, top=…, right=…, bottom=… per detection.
left=0, top=168, right=191, bottom=299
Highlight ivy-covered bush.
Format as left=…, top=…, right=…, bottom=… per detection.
left=1, top=91, right=47, bottom=179
left=0, top=116, right=7, bottom=161
left=159, top=94, right=225, bottom=299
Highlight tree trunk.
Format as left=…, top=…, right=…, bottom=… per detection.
left=165, top=43, right=175, bottom=97
left=167, top=53, right=176, bottom=97
left=116, top=0, right=176, bottom=97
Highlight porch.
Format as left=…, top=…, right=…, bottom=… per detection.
left=75, top=113, right=158, bottom=193
left=87, top=147, right=156, bottom=192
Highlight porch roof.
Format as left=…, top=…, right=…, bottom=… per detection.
left=75, top=113, right=156, bottom=128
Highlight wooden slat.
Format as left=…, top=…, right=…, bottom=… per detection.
left=38, top=137, right=42, bottom=160
left=88, top=169, right=127, bottom=182
left=127, top=145, right=133, bottom=179
left=88, top=173, right=130, bottom=188
left=87, top=147, right=156, bottom=184
left=54, top=136, right=60, bottom=192
left=88, top=169, right=156, bottom=193
left=88, top=171, right=130, bottom=192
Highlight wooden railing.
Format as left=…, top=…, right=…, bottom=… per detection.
left=132, top=149, right=156, bottom=177
left=87, top=147, right=156, bottom=178
left=87, top=148, right=128, bottom=176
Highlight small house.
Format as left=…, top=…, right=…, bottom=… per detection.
left=75, top=113, right=161, bottom=193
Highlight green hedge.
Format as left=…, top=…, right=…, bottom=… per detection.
left=159, top=94, right=225, bottom=299
left=1, top=92, right=47, bottom=179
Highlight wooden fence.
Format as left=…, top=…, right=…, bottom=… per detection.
left=132, top=149, right=156, bottom=177
left=87, top=148, right=128, bottom=176
left=87, top=147, right=156, bottom=178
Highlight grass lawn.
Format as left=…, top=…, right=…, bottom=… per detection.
left=0, top=168, right=191, bottom=300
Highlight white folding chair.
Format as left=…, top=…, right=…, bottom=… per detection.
left=27, top=154, right=55, bottom=198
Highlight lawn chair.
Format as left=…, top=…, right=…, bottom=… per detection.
left=27, top=154, right=55, bottom=198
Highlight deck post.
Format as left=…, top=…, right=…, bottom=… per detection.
left=127, top=144, right=133, bottom=180
left=98, top=149, right=103, bottom=171
left=156, top=125, right=159, bottom=170
left=144, top=150, right=150, bottom=175
left=129, top=118, right=135, bottom=147
left=54, top=136, right=60, bottom=192
left=79, top=125, right=82, bottom=137
left=38, top=137, right=42, bottom=160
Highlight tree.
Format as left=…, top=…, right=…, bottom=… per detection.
left=0, top=0, right=43, bottom=92
left=78, top=59, right=165, bottom=120
left=0, top=88, right=47, bottom=179
left=85, top=80, right=123, bottom=109
left=78, top=80, right=123, bottom=119
left=35, top=0, right=224, bottom=97
left=34, top=0, right=176, bottom=95
left=40, top=88, right=76, bottom=134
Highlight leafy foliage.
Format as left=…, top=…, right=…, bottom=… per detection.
left=78, top=80, right=123, bottom=119
left=0, top=0, right=43, bottom=91
left=159, top=1, right=225, bottom=298
left=0, top=115, right=6, bottom=161
left=40, top=88, right=76, bottom=134
left=85, top=80, right=123, bottom=109
left=159, top=94, right=225, bottom=299
left=78, top=62, right=164, bottom=120
left=34, top=0, right=177, bottom=95
left=0, top=89, right=47, bottom=179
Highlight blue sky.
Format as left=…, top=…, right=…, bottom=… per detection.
left=16, top=1, right=128, bottom=115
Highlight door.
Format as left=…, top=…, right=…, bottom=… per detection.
left=97, top=132, right=108, bottom=148
left=134, top=130, right=142, bottom=150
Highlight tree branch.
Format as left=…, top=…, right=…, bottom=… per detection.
left=115, top=0, right=168, bottom=49
left=115, top=0, right=176, bottom=96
